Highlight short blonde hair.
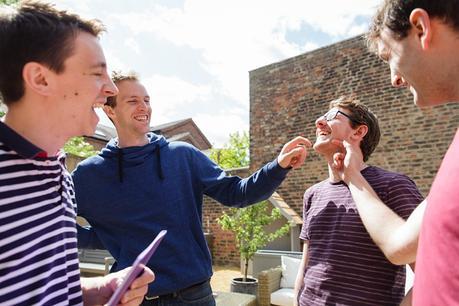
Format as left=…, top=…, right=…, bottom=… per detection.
left=105, top=70, right=139, bottom=107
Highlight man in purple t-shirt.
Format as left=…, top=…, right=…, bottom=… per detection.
left=293, top=96, right=422, bottom=306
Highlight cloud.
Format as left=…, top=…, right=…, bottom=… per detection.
left=107, top=0, right=380, bottom=103
left=53, top=0, right=381, bottom=146
left=124, top=38, right=141, bottom=54
left=142, top=74, right=212, bottom=123
left=194, top=113, right=248, bottom=147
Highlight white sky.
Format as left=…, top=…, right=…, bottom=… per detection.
left=54, top=0, right=380, bottom=147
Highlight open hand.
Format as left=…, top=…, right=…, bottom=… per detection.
left=331, top=138, right=363, bottom=183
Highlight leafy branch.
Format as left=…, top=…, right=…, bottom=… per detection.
left=63, top=136, right=98, bottom=158
left=218, top=202, right=290, bottom=281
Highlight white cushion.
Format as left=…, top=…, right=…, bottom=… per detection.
left=271, top=288, right=295, bottom=306
left=280, top=255, right=301, bottom=288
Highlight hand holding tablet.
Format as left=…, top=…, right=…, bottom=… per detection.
left=107, top=230, right=167, bottom=306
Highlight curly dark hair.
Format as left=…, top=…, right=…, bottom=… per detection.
left=329, top=95, right=381, bottom=162
left=366, top=0, right=459, bottom=52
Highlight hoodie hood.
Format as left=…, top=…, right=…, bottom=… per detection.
left=99, top=133, right=168, bottom=182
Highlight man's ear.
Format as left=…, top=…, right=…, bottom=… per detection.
left=22, top=62, right=53, bottom=96
left=103, top=104, right=116, bottom=120
left=350, top=124, right=368, bottom=142
left=409, top=8, right=432, bottom=50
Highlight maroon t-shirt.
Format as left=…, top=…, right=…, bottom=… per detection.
left=299, top=166, right=422, bottom=306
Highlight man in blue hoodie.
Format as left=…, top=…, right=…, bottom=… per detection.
left=72, top=71, right=311, bottom=305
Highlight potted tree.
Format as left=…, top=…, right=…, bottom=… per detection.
left=217, top=201, right=290, bottom=295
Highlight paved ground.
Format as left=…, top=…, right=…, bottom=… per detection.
left=211, top=265, right=241, bottom=292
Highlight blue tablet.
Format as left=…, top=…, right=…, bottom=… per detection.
left=107, top=230, right=167, bottom=306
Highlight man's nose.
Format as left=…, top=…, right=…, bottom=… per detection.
left=315, top=116, right=326, bottom=128
left=104, top=78, right=119, bottom=97
left=138, top=100, right=149, bottom=110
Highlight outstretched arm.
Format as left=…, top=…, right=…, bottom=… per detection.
left=203, top=136, right=311, bottom=206
left=332, top=139, right=424, bottom=265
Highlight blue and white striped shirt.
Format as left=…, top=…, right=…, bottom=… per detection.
left=0, top=121, right=82, bottom=306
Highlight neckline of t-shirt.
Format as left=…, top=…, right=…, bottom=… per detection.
left=327, top=165, right=374, bottom=186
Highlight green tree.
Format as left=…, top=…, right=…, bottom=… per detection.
left=218, top=202, right=290, bottom=281
left=0, top=0, right=18, bottom=5
left=212, top=131, right=290, bottom=281
left=209, top=131, right=249, bottom=168
left=0, top=96, right=4, bottom=118
left=63, top=137, right=98, bottom=158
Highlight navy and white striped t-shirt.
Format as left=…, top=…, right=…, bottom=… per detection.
left=0, top=121, right=82, bottom=305
left=299, top=166, right=422, bottom=306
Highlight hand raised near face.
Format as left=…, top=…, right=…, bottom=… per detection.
left=331, top=138, right=363, bottom=183
left=277, top=136, right=312, bottom=169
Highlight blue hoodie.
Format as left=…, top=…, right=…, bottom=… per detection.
left=72, top=133, right=290, bottom=296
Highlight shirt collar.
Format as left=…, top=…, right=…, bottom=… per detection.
left=0, top=121, right=48, bottom=159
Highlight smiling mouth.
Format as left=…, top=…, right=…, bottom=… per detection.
left=92, top=102, right=105, bottom=109
left=134, top=115, right=149, bottom=122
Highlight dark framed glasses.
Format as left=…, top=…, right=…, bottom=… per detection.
left=323, top=109, right=359, bottom=124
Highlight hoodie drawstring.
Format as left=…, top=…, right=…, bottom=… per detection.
left=118, top=149, right=124, bottom=183
left=156, top=145, right=164, bottom=180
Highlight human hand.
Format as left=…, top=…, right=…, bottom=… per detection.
left=331, top=138, right=363, bottom=183
left=101, top=265, right=154, bottom=306
left=277, top=136, right=312, bottom=169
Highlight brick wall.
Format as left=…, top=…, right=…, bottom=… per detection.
left=249, top=35, right=458, bottom=216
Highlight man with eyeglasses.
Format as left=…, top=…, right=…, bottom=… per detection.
left=293, top=96, right=422, bottom=306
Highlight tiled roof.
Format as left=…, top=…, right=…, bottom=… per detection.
left=268, top=192, right=302, bottom=225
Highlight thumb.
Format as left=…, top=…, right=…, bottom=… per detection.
left=278, top=146, right=305, bottom=168
left=332, top=152, right=345, bottom=170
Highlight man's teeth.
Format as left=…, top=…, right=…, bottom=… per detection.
left=134, top=115, right=148, bottom=121
left=93, top=102, right=105, bottom=108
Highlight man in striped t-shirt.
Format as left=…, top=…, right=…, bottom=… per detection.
left=294, top=96, right=422, bottom=306
left=0, top=2, right=153, bottom=305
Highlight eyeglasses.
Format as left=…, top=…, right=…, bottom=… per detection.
left=322, top=109, right=359, bottom=124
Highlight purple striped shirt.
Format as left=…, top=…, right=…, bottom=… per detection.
left=299, top=166, right=422, bottom=306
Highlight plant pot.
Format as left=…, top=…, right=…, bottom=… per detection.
left=230, top=277, right=258, bottom=296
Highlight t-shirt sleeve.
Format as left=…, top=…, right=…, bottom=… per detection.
left=384, top=174, right=424, bottom=220
left=299, top=187, right=314, bottom=241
